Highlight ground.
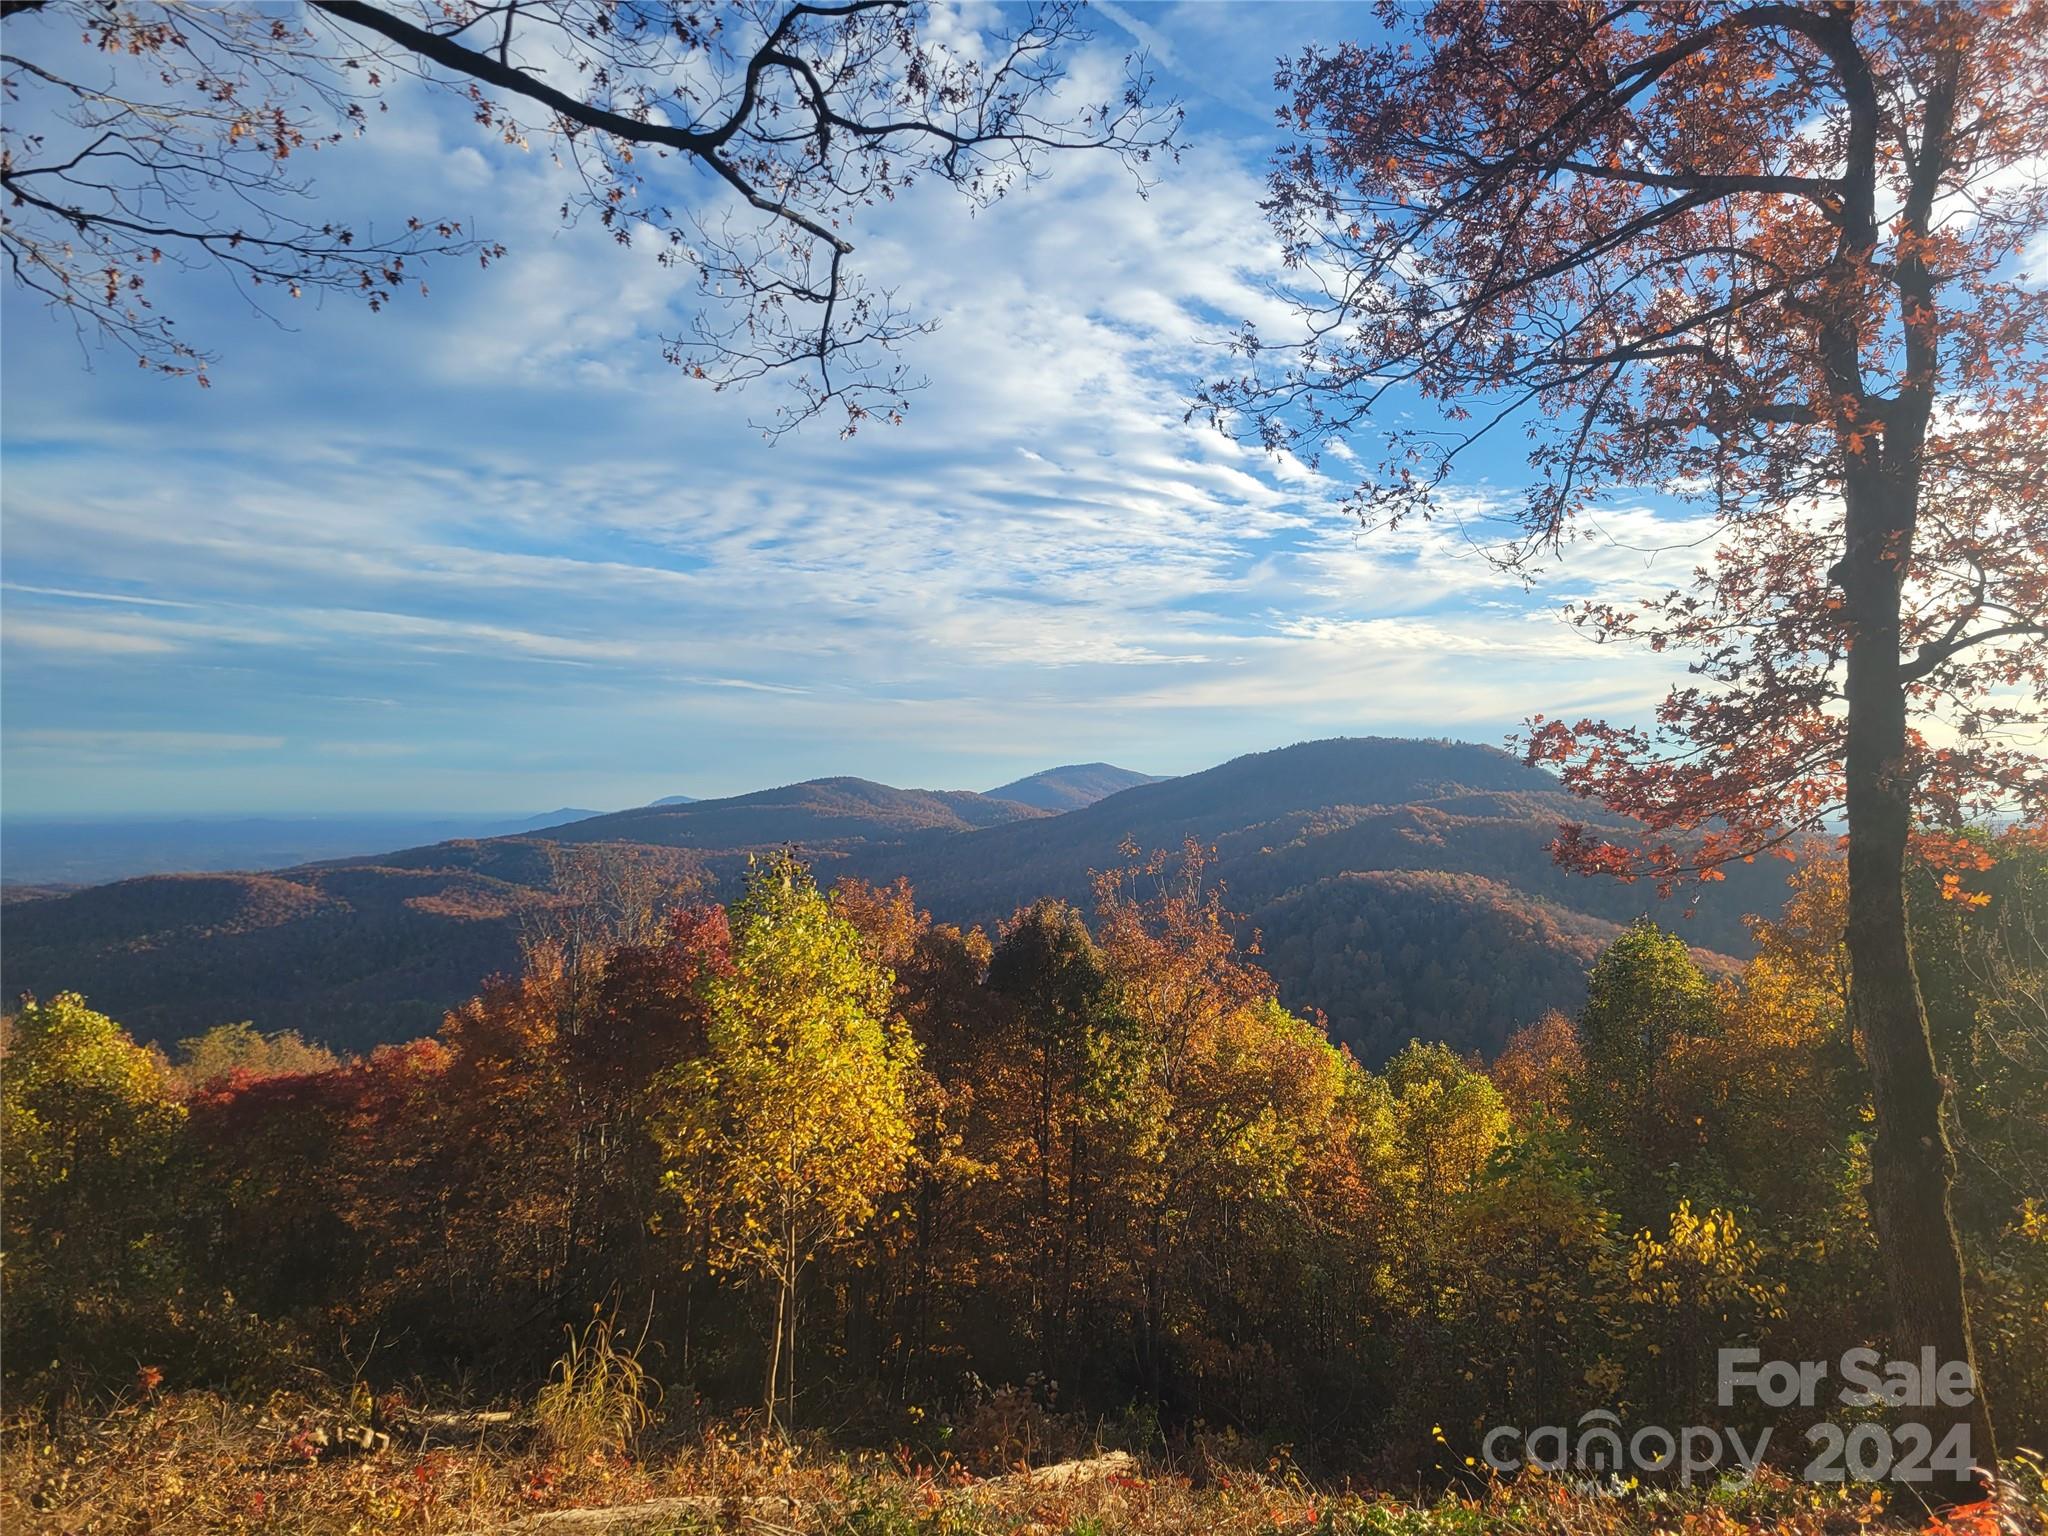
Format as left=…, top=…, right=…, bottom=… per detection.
left=5, top=1390, right=2044, bottom=1535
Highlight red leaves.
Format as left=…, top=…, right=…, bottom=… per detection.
left=1220, top=1, right=2048, bottom=889
left=1919, top=1504, right=2004, bottom=1536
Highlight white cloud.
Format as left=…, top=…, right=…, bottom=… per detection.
left=3, top=620, right=180, bottom=656
left=0, top=3, right=1740, bottom=812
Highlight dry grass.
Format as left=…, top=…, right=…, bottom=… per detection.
left=4, top=1389, right=2043, bottom=1536
left=533, top=1318, right=660, bottom=1466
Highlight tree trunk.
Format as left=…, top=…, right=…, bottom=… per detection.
left=1839, top=472, right=1996, bottom=1502
left=1038, top=1041, right=1056, bottom=1382
left=764, top=1266, right=787, bottom=1433
left=784, top=1261, right=799, bottom=1432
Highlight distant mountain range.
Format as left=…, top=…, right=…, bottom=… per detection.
left=523, top=776, right=1051, bottom=850
left=985, top=763, right=1165, bottom=811
left=0, top=810, right=608, bottom=887
left=0, top=740, right=1792, bottom=1065
left=0, top=771, right=1152, bottom=887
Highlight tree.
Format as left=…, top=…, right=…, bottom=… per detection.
left=169, top=1021, right=339, bottom=1093
left=1380, top=1039, right=1510, bottom=1294
left=1490, top=1009, right=1582, bottom=1125
left=2, top=0, right=1179, bottom=426
left=986, top=896, right=1122, bottom=1383
left=1571, top=919, right=1719, bottom=1229
left=1, top=993, right=187, bottom=1385
left=1092, top=840, right=1285, bottom=1399
left=830, top=876, right=996, bottom=1396
left=1909, top=831, right=2048, bottom=1446
left=653, top=854, right=915, bottom=1432
left=521, top=842, right=695, bottom=1040
left=1203, top=3, right=2048, bottom=1491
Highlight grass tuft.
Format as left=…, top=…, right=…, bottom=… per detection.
left=533, top=1314, right=659, bottom=1466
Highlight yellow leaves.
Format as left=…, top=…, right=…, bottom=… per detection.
left=1625, top=1200, right=1783, bottom=1320
left=2011, top=1198, right=2048, bottom=1244
left=652, top=856, right=916, bottom=1286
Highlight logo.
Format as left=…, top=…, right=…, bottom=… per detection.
left=1476, top=1349, right=1979, bottom=1487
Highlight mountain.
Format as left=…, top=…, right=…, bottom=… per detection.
left=835, top=738, right=1777, bottom=1059
left=0, top=778, right=1046, bottom=1052
left=985, top=762, right=1164, bottom=811
left=1, top=810, right=606, bottom=888
left=1, top=861, right=548, bottom=1051
left=511, top=808, right=605, bottom=829
left=1, top=739, right=1794, bottom=1064
left=651, top=794, right=698, bottom=806
left=849, top=738, right=1556, bottom=923
left=524, top=777, right=1045, bottom=849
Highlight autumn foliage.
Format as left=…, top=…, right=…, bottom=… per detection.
left=1199, top=4, right=2048, bottom=1494
left=4, top=834, right=2042, bottom=1485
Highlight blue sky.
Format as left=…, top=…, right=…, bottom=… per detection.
left=0, top=2, right=1697, bottom=816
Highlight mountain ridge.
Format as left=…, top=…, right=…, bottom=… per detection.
left=521, top=776, right=1047, bottom=848
left=984, top=762, right=1164, bottom=811
left=0, top=737, right=1796, bottom=1064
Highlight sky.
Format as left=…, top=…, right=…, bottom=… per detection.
left=0, top=1, right=1704, bottom=817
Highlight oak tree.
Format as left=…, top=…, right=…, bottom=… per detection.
left=1203, top=2, right=2048, bottom=1491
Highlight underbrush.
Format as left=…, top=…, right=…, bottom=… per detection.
left=5, top=1386, right=2044, bottom=1536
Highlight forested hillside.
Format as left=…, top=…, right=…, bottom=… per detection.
left=847, top=740, right=1779, bottom=944
left=6, top=836, right=2041, bottom=1500
left=1, top=740, right=1789, bottom=1061
left=1247, top=869, right=1694, bottom=1063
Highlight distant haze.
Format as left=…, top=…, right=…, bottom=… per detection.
left=0, top=769, right=1152, bottom=886
left=0, top=810, right=606, bottom=886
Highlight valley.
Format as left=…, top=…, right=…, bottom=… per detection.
left=2, top=738, right=1786, bottom=1063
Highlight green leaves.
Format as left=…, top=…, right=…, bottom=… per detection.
left=2, top=993, right=189, bottom=1390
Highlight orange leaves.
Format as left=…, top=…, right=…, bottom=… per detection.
left=1914, top=831, right=1998, bottom=905
left=1938, top=874, right=1994, bottom=908
left=1918, top=1503, right=2004, bottom=1536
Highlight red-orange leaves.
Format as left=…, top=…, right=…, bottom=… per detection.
left=1202, top=2, right=2047, bottom=887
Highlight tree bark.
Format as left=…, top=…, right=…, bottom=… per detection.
left=1816, top=18, right=1991, bottom=1492
left=1839, top=472, right=1996, bottom=1502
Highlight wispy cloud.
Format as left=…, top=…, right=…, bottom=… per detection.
left=4, top=621, right=181, bottom=656
left=0, top=4, right=1720, bottom=815
left=12, top=730, right=287, bottom=754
